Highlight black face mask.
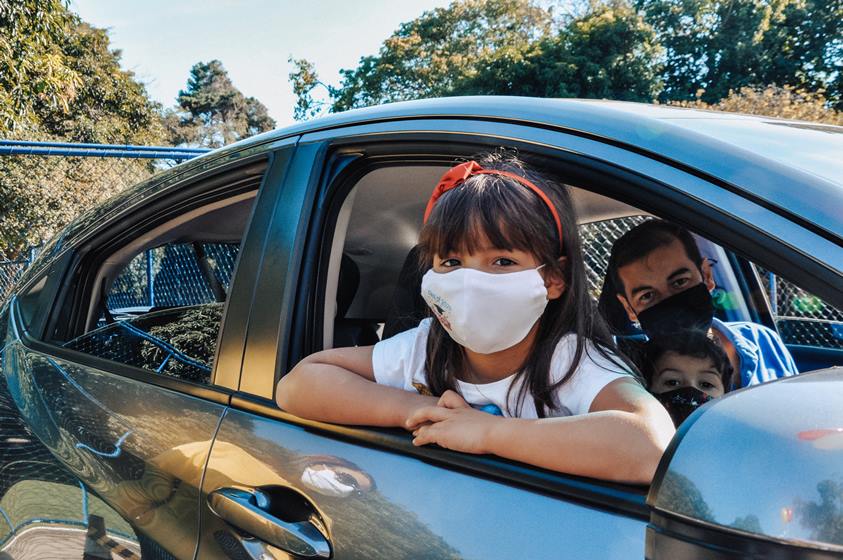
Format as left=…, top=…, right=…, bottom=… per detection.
left=636, top=282, right=714, bottom=342
left=655, top=387, right=714, bottom=427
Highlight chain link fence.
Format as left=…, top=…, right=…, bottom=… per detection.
left=0, top=254, right=32, bottom=300
left=580, top=215, right=649, bottom=298
left=0, top=140, right=208, bottom=300
left=757, top=267, right=843, bottom=349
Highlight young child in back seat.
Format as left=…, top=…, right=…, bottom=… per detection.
left=276, top=151, right=675, bottom=484
left=642, top=332, right=733, bottom=426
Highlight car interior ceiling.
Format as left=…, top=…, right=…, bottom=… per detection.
left=326, top=164, right=653, bottom=350
left=83, top=190, right=258, bottom=332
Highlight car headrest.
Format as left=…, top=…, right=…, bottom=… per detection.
left=383, top=245, right=428, bottom=339
left=337, top=254, right=360, bottom=319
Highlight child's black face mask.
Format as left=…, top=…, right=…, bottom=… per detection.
left=655, top=387, right=714, bottom=427
left=636, top=282, right=714, bottom=342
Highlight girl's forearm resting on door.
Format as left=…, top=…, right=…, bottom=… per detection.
left=276, top=351, right=437, bottom=427
left=408, top=379, right=675, bottom=484
left=485, top=408, right=671, bottom=484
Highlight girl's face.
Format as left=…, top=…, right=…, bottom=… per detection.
left=650, top=351, right=725, bottom=397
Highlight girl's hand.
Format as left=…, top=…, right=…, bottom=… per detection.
left=408, top=405, right=505, bottom=455
left=436, top=389, right=471, bottom=410
left=404, top=389, right=470, bottom=431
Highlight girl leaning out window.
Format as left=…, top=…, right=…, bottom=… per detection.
left=277, top=152, right=674, bottom=484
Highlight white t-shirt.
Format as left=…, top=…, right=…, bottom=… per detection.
left=372, top=318, right=631, bottom=418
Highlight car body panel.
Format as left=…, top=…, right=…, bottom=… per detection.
left=3, top=304, right=227, bottom=558
left=200, top=406, right=648, bottom=559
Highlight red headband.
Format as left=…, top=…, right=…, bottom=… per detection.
left=423, top=161, right=564, bottom=250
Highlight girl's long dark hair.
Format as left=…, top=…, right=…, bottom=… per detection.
left=418, top=151, right=639, bottom=417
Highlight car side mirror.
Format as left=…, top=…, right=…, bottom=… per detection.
left=646, top=368, right=843, bottom=558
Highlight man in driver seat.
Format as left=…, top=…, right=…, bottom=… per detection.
left=603, top=219, right=798, bottom=390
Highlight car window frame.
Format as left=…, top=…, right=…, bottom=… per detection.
left=233, top=118, right=843, bottom=520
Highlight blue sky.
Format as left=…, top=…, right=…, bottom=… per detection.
left=69, top=1, right=453, bottom=127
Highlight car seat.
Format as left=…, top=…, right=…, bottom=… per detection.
left=333, top=254, right=379, bottom=347
left=383, top=246, right=428, bottom=339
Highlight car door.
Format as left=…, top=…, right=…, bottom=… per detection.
left=201, top=117, right=843, bottom=559
left=0, top=141, right=295, bottom=559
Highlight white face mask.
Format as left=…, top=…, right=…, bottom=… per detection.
left=420, top=266, right=549, bottom=354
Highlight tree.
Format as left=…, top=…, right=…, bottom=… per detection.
left=638, top=0, right=843, bottom=107
left=0, top=5, right=167, bottom=254
left=0, top=0, right=79, bottom=133
left=291, top=0, right=552, bottom=117
left=671, top=85, right=843, bottom=125
left=796, top=479, right=843, bottom=545
left=466, top=0, right=662, bottom=101
left=169, top=60, right=275, bottom=148
left=290, top=0, right=663, bottom=120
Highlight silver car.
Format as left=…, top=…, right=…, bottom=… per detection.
left=1, top=97, right=841, bottom=559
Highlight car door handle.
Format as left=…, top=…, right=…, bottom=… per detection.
left=208, top=487, right=331, bottom=559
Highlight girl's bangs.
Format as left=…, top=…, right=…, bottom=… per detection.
left=420, top=177, right=556, bottom=259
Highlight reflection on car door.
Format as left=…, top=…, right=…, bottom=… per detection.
left=4, top=321, right=227, bottom=559
left=199, top=406, right=647, bottom=559
left=0, top=341, right=142, bottom=558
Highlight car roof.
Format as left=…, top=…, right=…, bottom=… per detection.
left=57, top=97, right=843, bottom=259
left=224, top=96, right=843, bottom=238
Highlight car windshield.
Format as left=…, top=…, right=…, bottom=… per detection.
left=665, top=117, right=843, bottom=187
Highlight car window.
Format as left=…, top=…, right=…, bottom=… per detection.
left=326, top=167, right=751, bottom=350
left=755, top=265, right=843, bottom=351
left=53, top=174, right=263, bottom=386
left=105, top=242, right=239, bottom=313
left=61, top=242, right=241, bottom=384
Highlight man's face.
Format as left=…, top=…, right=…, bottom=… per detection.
left=616, top=238, right=714, bottom=322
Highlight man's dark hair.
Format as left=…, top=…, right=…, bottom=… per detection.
left=607, top=219, right=704, bottom=297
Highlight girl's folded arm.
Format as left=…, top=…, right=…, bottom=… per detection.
left=276, top=346, right=437, bottom=427
left=485, top=378, right=675, bottom=484
left=408, top=378, right=674, bottom=484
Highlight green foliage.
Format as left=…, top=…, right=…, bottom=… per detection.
left=291, top=0, right=842, bottom=120
left=290, top=0, right=663, bottom=119
left=0, top=0, right=79, bottom=133
left=796, top=479, right=843, bottom=545
left=519, top=0, right=662, bottom=100
left=638, top=0, right=843, bottom=108
left=291, top=0, right=553, bottom=115
left=139, top=304, right=224, bottom=383
left=168, top=60, right=275, bottom=148
left=458, top=0, right=663, bottom=100
left=658, top=471, right=715, bottom=522
left=0, top=2, right=166, bottom=254
left=44, top=22, right=166, bottom=144
left=0, top=151, right=155, bottom=255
